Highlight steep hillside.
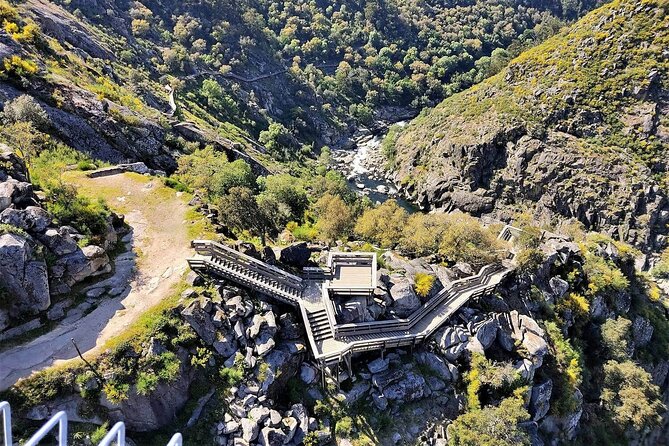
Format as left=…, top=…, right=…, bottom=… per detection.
left=0, top=0, right=602, bottom=174
left=391, top=0, right=669, bottom=257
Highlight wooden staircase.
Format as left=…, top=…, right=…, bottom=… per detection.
left=188, top=241, right=303, bottom=306
left=305, top=308, right=333, bottom=342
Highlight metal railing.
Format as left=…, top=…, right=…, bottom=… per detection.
left=1, top=402, right=183, bottom=446
left=332, top=263, right=506, bottom=338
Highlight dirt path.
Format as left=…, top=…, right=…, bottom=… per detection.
left=0, top=173, right=198, bottom=390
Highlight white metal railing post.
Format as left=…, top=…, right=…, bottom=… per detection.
left=97, top=421, right=126, bottom=446
left=167, top=433, right=183, bottom=446
left=1, top=401, right=12, bottom=446
left=24, top=410, right=68, bottom=446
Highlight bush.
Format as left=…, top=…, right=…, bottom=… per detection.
left=335, top=416, right=354, bottom=436
left=601, top=317, right=632, bottom=361
left=102, top=381, right=130, bottom=404
left=602, top=360, right=665, bottom=430
left=354, top=200, right=407, bottom=248
left=314, top=193, right=353, bottom=242
left=438, top=214, right=506, bottom=268
left=399, top=213, right=452, bottom=257
left=447, top=393, right=530, bottom=446
left=414, top=272, right=436, bottom=299
left=136, top=372, right=159, bottom=395
left=0, top=223, right=28, bottom=238
left=219, top=365, right=244, bottom=388
left=90, top=423, right=109, bottom=444
left=2, top=94, right=49, bottom=130
left=1, top=55, right=38, bottom=77
left=45, top=183, right=111, bottom=240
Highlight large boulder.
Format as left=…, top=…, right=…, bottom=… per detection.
left=414, top=351, right=456, bottom=382
left=498, top=311, right=548, bottom=369
left=433, top=325, right=470, bottom=361
left=471, top=318, right=500, bottom=350
left=388, top=275, right=421, bottom=318
left=0, top=148, right=29, bottom=182
left=381, top=371, right=426, bottom=402
left=0, top=178, right=35, bottom=212
left=279, top=242, right=310, bottom=267
left=529, top=380, right=553, bottom=421
left=0, top=206, right=51, bottom=233
left=181, top=300, right=216, bottom=345
left=101, top=359, right=196, bottom=431
left=0, top=233, right=50, bottom=318
left=50, top=244, right=111, bottom=292
left=632, top=316, right=653, bottom=348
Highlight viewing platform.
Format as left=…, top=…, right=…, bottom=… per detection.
left=187, top=225, right=524, bottom=379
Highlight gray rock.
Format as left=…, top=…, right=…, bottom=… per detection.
left=426, top=376, right=447, bottom=392
left=472, top=318, right=499, bottom=350
left=181, top=300, right=216, bottom=344
left=372, top=391, right=388, bottom=410
left=279, top=242, right=311, bottom=267
left=260, top=246, right=276, bottom=264
left=632, top=316, right=653, bottom=348
left=367, top=357, right=389, bottom=374
left=39, top=228, right=78, bottom=256
left=382, top=371, right=426, bottom=401
left=258, top=427, right=286, bottom=446
left=0, top=178, right=34, bottom=212
left=213, top=332, right=238, bottom=358
left=248, top=406, right=270, bottom=424
left=388, top=275, right=421, bottom=318
left=0, top=206, right=51, bottom=233
left=341, top=381, right=370, bottom=405
left=529, top=380, right=553, bottom=421
left=300, top=364, right=317, bottom=384
left=415, top=351, right=453, bottom=382
left=549, top=277, right=569, bottom=299
left=240, top=418, right=259, bottom=442
left=255, top=330, right=276, bottom=357
left=0, top=233, right=50, bottom=318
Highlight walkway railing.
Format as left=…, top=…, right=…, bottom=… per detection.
left=189, top=240, right=303, bottom=305
left=0, top=401, right=182, bottom=446
left=332, top=263, right=505, bottom=338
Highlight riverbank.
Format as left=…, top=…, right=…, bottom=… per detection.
left=332, top=121, right=416, bottom=210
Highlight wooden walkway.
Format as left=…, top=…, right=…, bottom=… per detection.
left=188, top=234, right=516, bottom=371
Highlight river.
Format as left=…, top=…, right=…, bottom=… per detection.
left=332, top=122, right=416, bottom=211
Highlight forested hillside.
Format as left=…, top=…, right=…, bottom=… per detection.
left=390, top=0, right=669, bottom=259
left=0, top=0, right=602, bottom=170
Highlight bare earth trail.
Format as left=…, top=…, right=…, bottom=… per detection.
left=0, top=173, right=195, bottom=390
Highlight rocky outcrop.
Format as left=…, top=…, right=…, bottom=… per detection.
left=0, top=233, right=50, bottom=317
left=279, top=242, right=311, bottom=267
left=392, top=0, right=669, bottom=254
left=0, top=148, right=119, bottom=333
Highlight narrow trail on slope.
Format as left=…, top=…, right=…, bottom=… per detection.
left=0, top=173, right=194, bottom=390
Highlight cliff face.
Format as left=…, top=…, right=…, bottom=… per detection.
left=392, top=0, right=669, bottom=256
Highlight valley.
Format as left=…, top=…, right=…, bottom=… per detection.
left=0, top=0, right=668, bottom=445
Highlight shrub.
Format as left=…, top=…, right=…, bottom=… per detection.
left=545, top=321, right=583, bottom=415
left=90, top=423, right=109, bottom=445
left=354, top=200, right=407, bottom=248
left=136, top=372, right=159, bottom=395
left=77, top=160, right=96, bottom=171
left=515, top=248, right=545, bottom=275
left=438, top=214, right=506, bottom=267
left=601, top=317, right=632, bottom=361
left=314, top=193, right=353, bottom=242
left=602, top=360, right=665, bottom=430
left=399, top=213, right=452, bottom=257
left=335, top=416, right=354, bottom=436
left=45, top=183, right=111, bottom=240
left=651, top=248, right=669, bottom=279
left=2, top=94, right=49, bottom=129
left=102, top=381, right=130, bottom=404
left=559, top=292, right=590, bottom=317
left=219, top=365, right=244, bottom=388
left=1, top=55, right=38, bottom=77
left=0, top=223, right=28, bottom=237
left=414, top=272, right=436, bottom=299
left=447, top=393, right=530, bottom=446
left=582, top=251, right=629, bottom=296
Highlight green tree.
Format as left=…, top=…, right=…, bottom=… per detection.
left=354, top=200, right=407, bottom=248
left=601, top=317, right=632, bottom=361
left=438, top=215, right=505, bottom=267
left=601, top=360, right=665, bottom=430
left=259, top=122, right=291, bottom=158
left=448, top=394, right=530, bottom=446
left=217, top=186, right=266, bottom=236
left=260, top=174, right=308, bottom=223
left=314, top=193, right=353, bottom=242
